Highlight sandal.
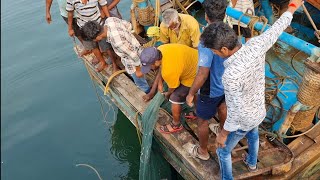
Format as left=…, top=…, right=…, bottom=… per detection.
left=185, top=111, right=197, bottom=120
left=242, top=154, right=258, bottom=172
left=209, top=123, right=220, bottom=135
left=159, top=121, right=183, bottom=134
left=189, top=144, right=210, bottom=160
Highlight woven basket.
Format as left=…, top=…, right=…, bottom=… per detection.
left=137, top=6, right=154, bottom=26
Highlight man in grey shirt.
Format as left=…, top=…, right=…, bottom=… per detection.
left=200, top=0, right=303, bottom=179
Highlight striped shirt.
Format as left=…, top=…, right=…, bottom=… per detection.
left=222, top=12, right=293, bottom=132
left=104, top=17, right=142, bottom=74
left=228, top=0, right=255, bottom=27
left=66, top=0, right=107, bottom=27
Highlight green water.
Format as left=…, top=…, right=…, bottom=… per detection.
left=1, top=0, right=143, bottom=179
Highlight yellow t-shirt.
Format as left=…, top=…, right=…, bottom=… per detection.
left=159, top=44, right=198, bottom=88
left=159, top=14, right=200, bottom=48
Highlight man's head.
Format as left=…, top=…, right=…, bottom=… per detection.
left=162, top=9, right=181, bottom=31
left=139, top=47, right=162, bottom=74
left=203, top=0, right=228, bottom=23
left=81, top=21, right=103, bottom=41
left=201, top=22, right=239, bottom=58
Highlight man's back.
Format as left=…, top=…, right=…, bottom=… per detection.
left=159, top=44, right=198, bottom=88
left=222, top=11, right=294, bottom=132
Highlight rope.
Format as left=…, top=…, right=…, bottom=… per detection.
left=103, top=70, right=127, bottom=95
left=134, top=111, right=143, bottom=145
left=76, top=164, right=103, bottom=180
left=261, top=118, right=320, bottom=139
left=174, top=0, right=189, bottom=14
left=72, top=37, right=109, bottom=124
left=301, top=4, right=320, bottom=43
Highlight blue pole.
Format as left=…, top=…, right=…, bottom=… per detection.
left=259, top=0, right=275, bottom=24
left=226, top=7, right=320, bottom=57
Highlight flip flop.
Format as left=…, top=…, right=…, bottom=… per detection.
left=185, top=111, right=197, bottom=120
left=185, top=143, right=210, bottom=161
left=159, top=121, right=183, bottom=134
left=209, top=123, right=220, bottom=135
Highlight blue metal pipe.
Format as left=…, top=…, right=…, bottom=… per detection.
left=226, top=7, right=320, bottom=57
left=259, top=0, right=275, bottom=24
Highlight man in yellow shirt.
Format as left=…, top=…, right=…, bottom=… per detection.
left=137, top=44, right=198, bottom=133
left=158, top=9, right=201, bottom=48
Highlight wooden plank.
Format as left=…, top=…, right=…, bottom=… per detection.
left=269, top=142, right=320, bottom=179
left=306, top=0, right=320, bottom=10
left=288, top=135, right=315, bottom=157
left=288, top=123, right=320, bottom=157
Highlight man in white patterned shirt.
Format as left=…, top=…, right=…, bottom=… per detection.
left=81, top=18, right=150, bottom=93
left=201, top=0, right=303, bottom=179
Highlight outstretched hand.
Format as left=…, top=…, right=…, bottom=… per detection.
left=287, top=0, right=304, bottom=14
left=46, top=12, right=52, bottom=24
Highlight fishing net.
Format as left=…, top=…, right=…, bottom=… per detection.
left=139, top=92, right=170, bottom=180
left=138, top=83, right=195, bottom=179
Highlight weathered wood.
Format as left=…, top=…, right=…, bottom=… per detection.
left=269, top=142, right=320, bottom=179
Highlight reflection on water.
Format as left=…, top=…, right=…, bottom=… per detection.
left=110, top=112, right=141, bottom=179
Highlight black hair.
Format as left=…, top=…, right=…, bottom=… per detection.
left=201, top=22, right=238, bottom=50
left=156, top=49, right=162, bottom=60
left=81, top=21, right=102, bottom=41
left=202, top=0, right=228, bottom=22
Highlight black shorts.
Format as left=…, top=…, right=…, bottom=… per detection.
left=233, top=25, right=252, bottom=38
left=169, top=84, right=190, bottom=104
left=62, top=16, right=81, bottom=37
left=196, top=94, right=225, bottom=120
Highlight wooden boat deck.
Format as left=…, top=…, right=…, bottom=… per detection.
left=74, top=45, right=320, bottom=179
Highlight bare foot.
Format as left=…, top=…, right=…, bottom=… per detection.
left=142, top=92, right=155, bottom=102
left=91, top=57, right=99, bottom=65
left=95, top=61, right=107, bottom=72
left=80, top=49, right=91, bottom=57
left=112, top=63, right=120, bottom=73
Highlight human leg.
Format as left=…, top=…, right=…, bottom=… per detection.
left=130, top=73, right=150, bottom=93
left=197, top=118, right=210, bottom=157
left=106, top=48, right=120, bottom=73
left=216, top=129, right=247, bottom=180
left=196, top=95, right=221, bottom=158
left=244, top=126, right=259, bottom=170
left=92, top=47, right=107, bottom=72
left=217, top=99, right=227, bottom=129
left=160, top=85, right=189, bottom=133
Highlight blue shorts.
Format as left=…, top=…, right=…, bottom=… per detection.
left=196, top=94, right=225, bottom=120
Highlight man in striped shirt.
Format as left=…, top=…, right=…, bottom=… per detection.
left=67, top=0, right=119, bottom=72
left=201, top=0, right=303, bottom=178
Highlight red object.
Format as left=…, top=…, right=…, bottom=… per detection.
left=288, top=3, right=297, bottom=8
